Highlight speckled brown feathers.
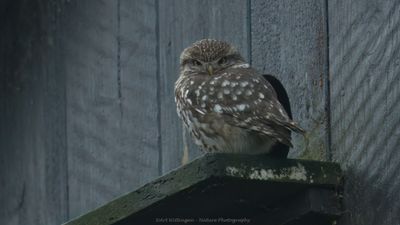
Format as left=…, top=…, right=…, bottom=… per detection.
left=181, top=39, right=233, bottom=64
left=175, top=39, right=304, bottom=154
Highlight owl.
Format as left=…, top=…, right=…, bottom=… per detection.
left=175, top=39, right=304, bottom=155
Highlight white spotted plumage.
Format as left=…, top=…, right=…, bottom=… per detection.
left=175, top=39, right=304, bottom=154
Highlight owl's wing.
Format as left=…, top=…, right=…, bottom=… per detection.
left=208, top=69, right=304, bottom=147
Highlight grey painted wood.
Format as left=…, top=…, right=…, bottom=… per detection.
left=2, top=1, right=400, bottom=224
left=0, top=1, right=68, bottom=225
left=158, top=0, right=250, bottom=173
left=61, top=0, right=159, bottom=219
left=251, top=0, right=329, bottom=160
left=328, top=0, right=400, bottom=224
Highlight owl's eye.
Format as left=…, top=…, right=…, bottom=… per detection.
left=191, top=59, right=202, bottom=66
left=218, top=57, right=228, bottom=65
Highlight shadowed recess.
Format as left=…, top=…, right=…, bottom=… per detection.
left=263, top=74, right=292, bottom=158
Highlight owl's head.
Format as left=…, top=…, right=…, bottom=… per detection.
left=179, top=39, right=246, bottom=76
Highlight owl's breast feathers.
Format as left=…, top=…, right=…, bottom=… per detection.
left=175, top=68, right=304, bottom=148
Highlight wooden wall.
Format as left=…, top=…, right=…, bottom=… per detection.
left=0, top=0, right=399, bottom=225
left=251, top=0, right=329, bottom=160
left=0, top=1, right=68, bottom=225
left=329, top=0, right=400, bottom=224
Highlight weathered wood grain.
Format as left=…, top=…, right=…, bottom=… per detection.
left=0, top=1, right=68, bottom=225
left=158, top=0, right=250, bottom=173
left=328, top=0, right=400, bottom=224
left=2, top=1, right=400, bottom=225
left=251, top=0, right=329, bottom=160
left=62, top=0, right=159, bottom=219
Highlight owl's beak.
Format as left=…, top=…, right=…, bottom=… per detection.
left=207, top=65, right=213, bottom=75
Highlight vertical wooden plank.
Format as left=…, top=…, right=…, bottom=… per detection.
left=0, top=1, right=68, bottom=225
left=251, top=0, right=329, bottom=160
left=158, top=0, right=249, bottom=173
left=61, top=0, right=159, bottom=218
left=329, top=0, right=400, bottom=224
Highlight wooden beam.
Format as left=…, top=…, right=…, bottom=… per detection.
left=63, top=154, right=342, bottom=225
left=253, top=188, right=342, bottom=224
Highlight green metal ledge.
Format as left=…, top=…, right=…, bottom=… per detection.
left=63, top=154, right=343, bottom=225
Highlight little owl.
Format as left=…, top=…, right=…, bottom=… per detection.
left=175, top=39, right=304, bottom=155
